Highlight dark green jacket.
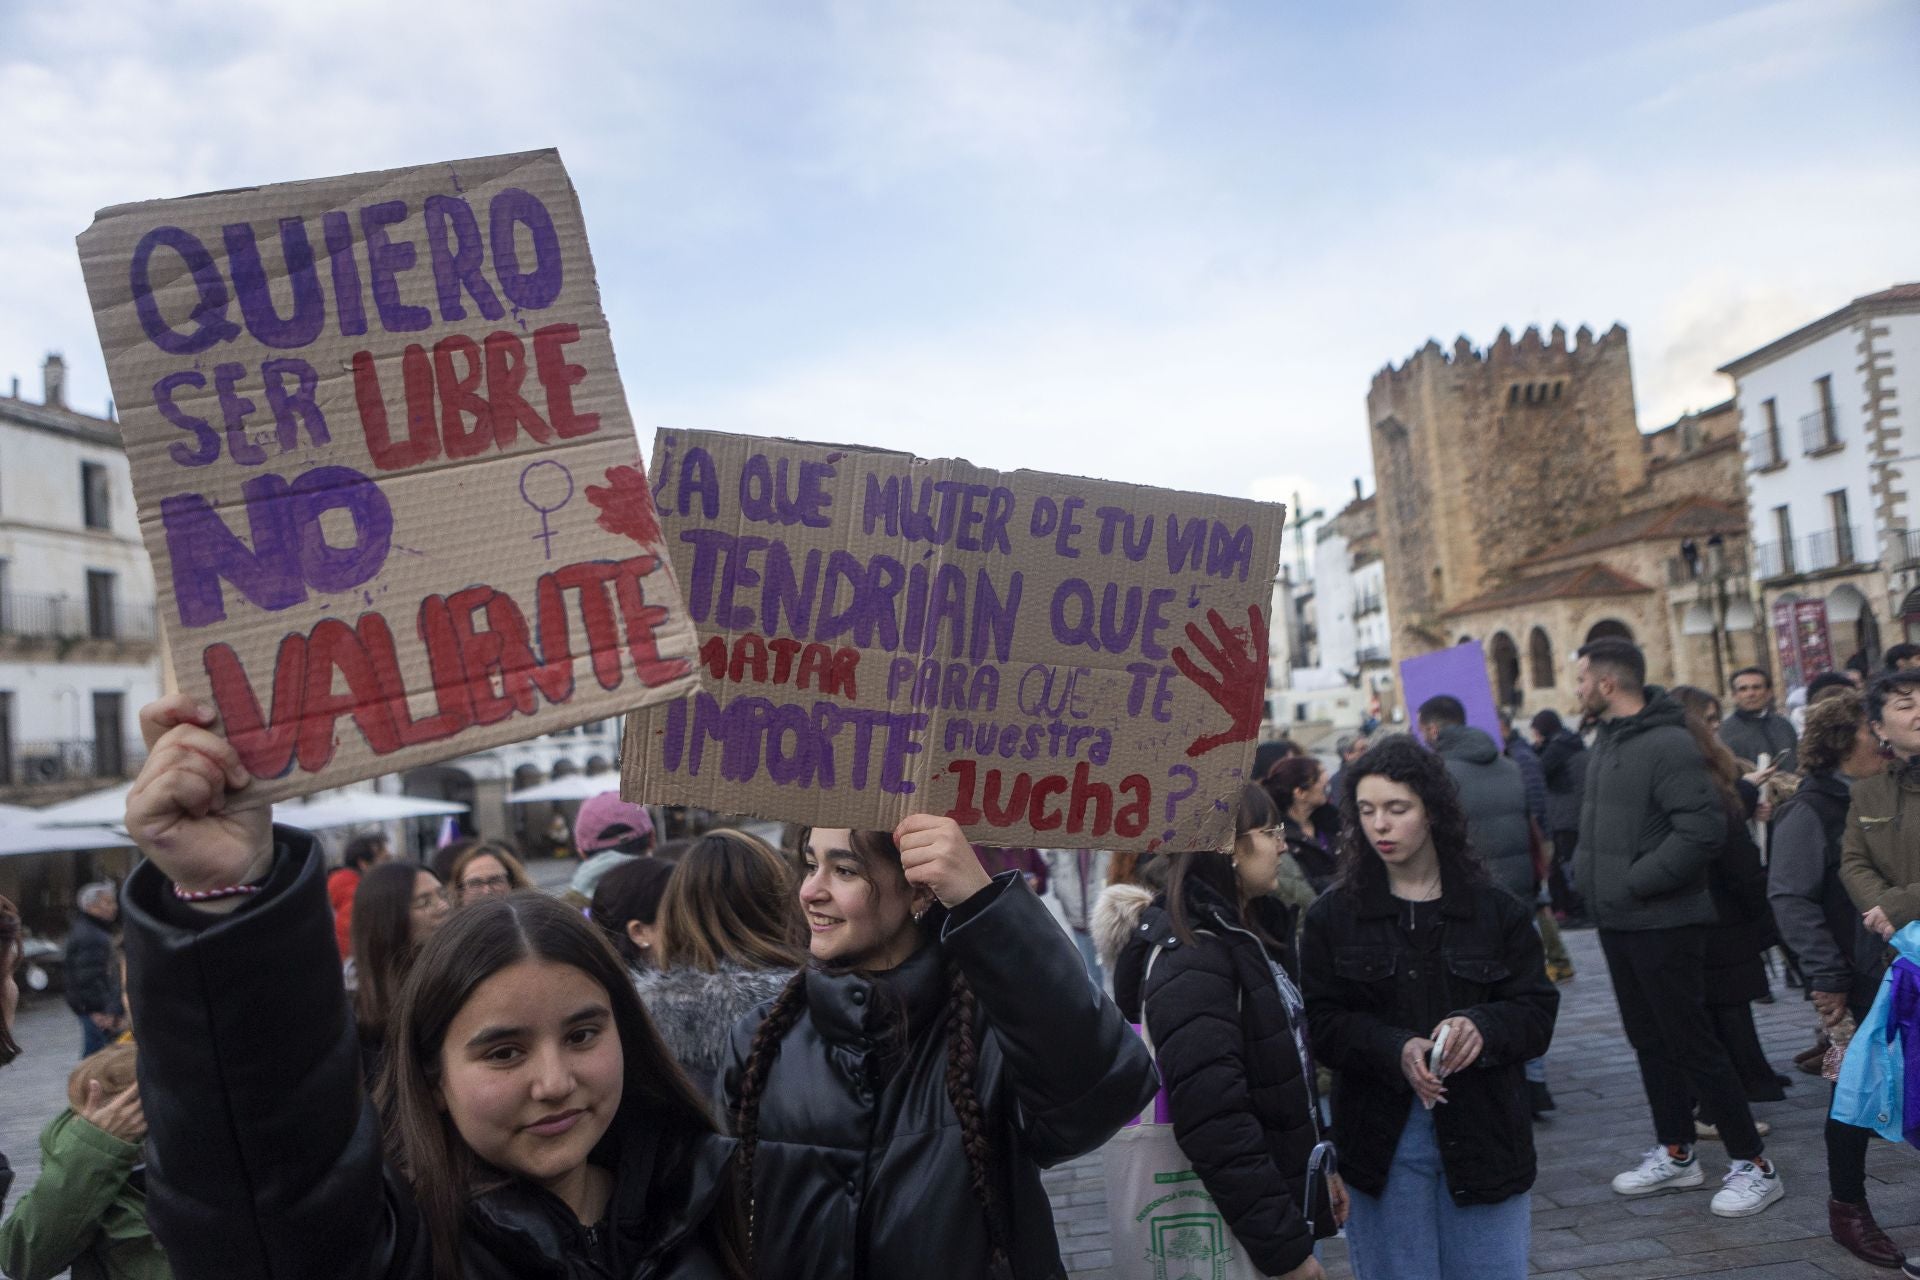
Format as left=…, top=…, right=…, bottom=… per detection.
left=1574, top=688, right=1726, bottom=931
left=0, top=1109, right=169, bottom=1280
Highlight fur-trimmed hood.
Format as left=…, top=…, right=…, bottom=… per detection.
left=1092, top=883, right=1153, bottom=976
left=635, top=962, right=798, bottom=1095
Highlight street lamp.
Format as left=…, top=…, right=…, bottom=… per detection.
left=1680, top=534, right=1738, bottom=691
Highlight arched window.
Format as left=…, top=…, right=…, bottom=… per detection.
left=1489, top=632, right=1521, bottom=708
left=1585, top=619, right=1634, bottom=644
left=1529, top=626, right=1555, bottom=688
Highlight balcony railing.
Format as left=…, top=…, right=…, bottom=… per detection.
left=1753, top=528, right=1867, bottom=580
left=1, top=739, right=148, bottom=787
left=1901, top=529, right=1920, bottom=566
left=1805, top=525, right=1862, bottom=572
left=1800, top=407, right=1840, bottom=454
left=0, top=592, right=157, bottom=642
left=1356, top=645, right=1389, bottom=664
left=1746, top=429, right=1783, bottom=470
left=1354, top=591, right=1384, bottom=616
left=1754, top=540, right=1795, bottom=580
left=1666, top=546, right=1749, bottom=586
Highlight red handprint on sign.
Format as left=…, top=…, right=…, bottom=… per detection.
left=1171, top=604, right=1268, bottom=759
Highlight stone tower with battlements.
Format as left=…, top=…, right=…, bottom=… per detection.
left=1368, top=322, right=1644, bottom=662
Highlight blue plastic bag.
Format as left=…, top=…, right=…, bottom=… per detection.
left=1831, top=922, right=1920, bottom=1142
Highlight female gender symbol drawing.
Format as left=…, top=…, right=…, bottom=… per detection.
left=519, top=460, right=574, bottom=559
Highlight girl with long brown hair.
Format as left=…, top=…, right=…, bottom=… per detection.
left=117, top=694, right=746, bottom=1280
left=635, top=830, right=807, bottom=1093
left=720, top=815, right=1155, bottom=1279
left=1140, top=783, right=1341, bottom=1279
left=1669, top=686, right=1786, bottom=1117
left=350, top=860, right=451, bottom=1086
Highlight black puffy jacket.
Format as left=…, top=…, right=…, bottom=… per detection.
left=123, top=828, right=740, bottom=1280
left=1300, top=870, right=1557, bottom=1206
left=1139, top=878, right=1328, bottom=1278
left=717, top=872, right=1156, bottom=1280
left=63, top=911, right=117, bottom=1018
left=1536, top=730, right=1588, bottom=836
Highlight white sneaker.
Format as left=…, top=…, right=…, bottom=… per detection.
left=1611, top=1146, right=1706, bottom=1196
left=1710, top=1159, right=1784, bottom=1217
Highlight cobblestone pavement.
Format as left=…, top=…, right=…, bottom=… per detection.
left=1051, top=926, right=1920, bottom=1279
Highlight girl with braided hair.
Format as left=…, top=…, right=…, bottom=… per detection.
left=720, top=814, right=1156, bottom=1279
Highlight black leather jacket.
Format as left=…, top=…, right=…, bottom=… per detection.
left=1300, top=869, right=1558, bottom=1205
left=1140, top=878, right=1327, bottom=1277
left=717, top=872, right=1156, bottom=1280
left=122, top=828, right=739, bottom=1280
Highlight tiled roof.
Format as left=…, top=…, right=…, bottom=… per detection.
left=0, top=396, right=124, bottom=448
left=1517, top=497, right=1746, bottom=566
left=1444, top=563, right=1653, bottom=617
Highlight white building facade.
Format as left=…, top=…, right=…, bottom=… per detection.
left=1720, top=285, right=1920, bottom=683
left=0, top=358, right=159, bottom=796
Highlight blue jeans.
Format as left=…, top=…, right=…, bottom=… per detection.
left=1345, top=1099, right=1530, bottom=1280
left=77, top=1012, right=110, bottom=1058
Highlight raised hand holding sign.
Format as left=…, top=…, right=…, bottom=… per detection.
left=125, top=695, right=271, bottom=903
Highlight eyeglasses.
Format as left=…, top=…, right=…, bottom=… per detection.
left=1259, top=825, right=1288, bottom=842
left=411, top=889, right=449, bottom=911
left=461, top=875, right=511, bottom=894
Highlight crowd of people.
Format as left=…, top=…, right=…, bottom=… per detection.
left=4, top=637, right=1920, bottom=1277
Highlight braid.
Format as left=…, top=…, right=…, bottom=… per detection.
left=731, top=970, right=809, bottom=1266
left=945, top=960, right=1011, bottom=1274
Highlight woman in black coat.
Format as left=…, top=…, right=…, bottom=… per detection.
left=1671, top=687, right=1788, bottom=1118
left=720, top=817, right=1156, bottom=1280
left=118, top=696, right=746, bottom=1280
left=1141, top=783, right=1344, bottom=1280
left=1301, top=737, right=1558, bottom=1280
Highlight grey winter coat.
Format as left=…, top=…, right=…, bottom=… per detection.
left=636, top=963, right=799, bottom=1097
left=1574, top=689, right=1727, bottom=931
left=1719, top=707, right=1797, bottom=772
left=1433, top=725, right=1535, bottom=903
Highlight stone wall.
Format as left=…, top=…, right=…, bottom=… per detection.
left=1369, top=323, right=1644, bottom=667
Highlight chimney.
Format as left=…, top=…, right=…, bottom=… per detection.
left=8, top=376, right=16, bottom=399
left=42, top=353, right=66, bottom=409
left=1353, top=478, right=1363, bottom=501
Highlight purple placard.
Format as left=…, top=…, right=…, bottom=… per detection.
left=1399, top=642, right=1503, bottom=742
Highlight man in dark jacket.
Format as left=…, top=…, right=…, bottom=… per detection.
left=1573, top=639, right=1783, bottom=1218
left=1533, top=710, right=1588, bottom=919
left=1417, top=697, right=1533, bottom=903
left=1719, top=666, right=1797, bottom=772
left=63, top=883, right=121, bottom=1058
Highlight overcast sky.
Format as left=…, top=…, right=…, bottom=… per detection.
left=2, top=0, right=1915, bottom=529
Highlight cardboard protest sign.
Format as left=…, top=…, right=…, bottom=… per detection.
left=77, top=149, right=697, bottom=804
left=621, top=431, right=1286, bottom=850
left=1399, top=641, right=1503, bottom=742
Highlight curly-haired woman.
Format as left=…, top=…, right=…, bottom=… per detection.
left=1301, top=736, right=1559, bottom=1280
left=1770, top=690, right=1903, bottom=1268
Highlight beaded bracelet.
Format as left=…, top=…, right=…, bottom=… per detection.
left=170, top=881, right=264, bottom=903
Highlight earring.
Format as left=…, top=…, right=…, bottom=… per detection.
left=1230, top=858, right=1239, bottom=871
left=913, top=907, right=927, bottom=922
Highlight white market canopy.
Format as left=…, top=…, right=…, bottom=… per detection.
left=278, top=793, right=469, bottom=831
left=29, top=784, right=133, bottom=828
left=507, top=774, right=620, bottom=804
left=0, top=823, right=135, bottom=858
left=28, top=784, right=465, bottom=833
